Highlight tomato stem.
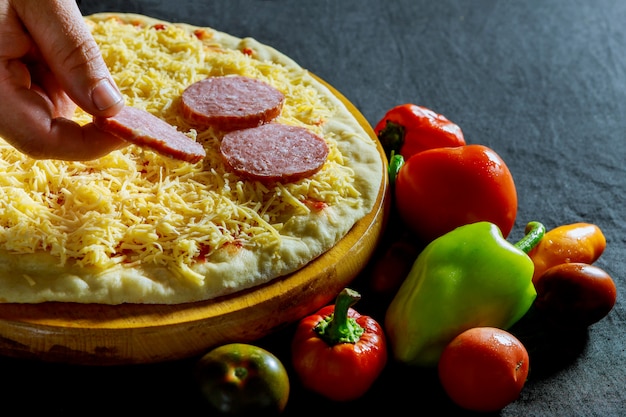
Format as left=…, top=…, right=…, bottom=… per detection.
left=514, top=221, right=546, bottom=254
left=314, top=288, right=364, bottom=345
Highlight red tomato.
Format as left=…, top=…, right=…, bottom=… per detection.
left=394, top=144, right=517, bottom=243
left=374, top=103, right=465, bottom=161
left=534, top=262, right=617, bottom=328
left=438, top=327, right=530, bottom=412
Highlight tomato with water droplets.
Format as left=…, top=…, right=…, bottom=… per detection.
left=438, top=327, right=530, bottom=412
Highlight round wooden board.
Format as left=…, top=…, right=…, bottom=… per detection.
left=0, top=76, right=389, bottom=365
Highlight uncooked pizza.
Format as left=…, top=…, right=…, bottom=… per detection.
left=0, top=13, right=383, bottom=304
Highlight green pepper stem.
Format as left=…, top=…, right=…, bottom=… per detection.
left=378, top=121, right=405, bottom=160
left=514, top=221, right=546, bottom=254
left=314, top=288, right=364, bottom=345
left=388, top=152, right=404, bottom=185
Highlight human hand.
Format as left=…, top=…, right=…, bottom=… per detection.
left=0, top=0, right=126, bottom=160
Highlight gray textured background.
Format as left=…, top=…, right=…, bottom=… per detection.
left=3, top=1, right=624, bottom=415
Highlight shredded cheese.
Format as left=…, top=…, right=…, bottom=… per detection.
left=0, top=17, right=361, bottom=283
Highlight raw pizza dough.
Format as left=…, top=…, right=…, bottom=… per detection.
left=0, top=13, right=383, bottom=304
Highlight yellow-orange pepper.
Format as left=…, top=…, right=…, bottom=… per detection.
left=528, top=222, right=606, bottom=284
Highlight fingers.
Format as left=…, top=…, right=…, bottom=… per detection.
left=0, top=0, right=127, bottom=160
left=46, top=120, right=129, bottom=161
left=13, top=0, right=123, bottom=117
left=0, top=59, right=127, bottom=161
left=26, top=54, right=77, bottom=118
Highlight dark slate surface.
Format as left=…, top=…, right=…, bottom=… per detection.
left=2, top=1, right=623, bottom=415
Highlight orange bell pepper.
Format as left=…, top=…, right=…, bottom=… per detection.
left=527, top=222, right=606, bottom=284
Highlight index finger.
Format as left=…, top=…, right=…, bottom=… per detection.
left=13, top=0, right=123, bottom=117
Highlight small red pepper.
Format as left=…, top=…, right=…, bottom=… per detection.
left=374, top=103, right=466, bottom=162
left=291, top=288, right=387, bottom=402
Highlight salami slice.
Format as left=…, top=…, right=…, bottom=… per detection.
left=94, top=106, right=206, bottom=163
left=181, top=76, right=285, bottom=131
left=220, top=123, right=329, bottom=183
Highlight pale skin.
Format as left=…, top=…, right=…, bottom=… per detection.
left=0, top=0, right=126, bottom=160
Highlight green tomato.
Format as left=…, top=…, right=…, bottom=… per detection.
left=194, top=343, right=290, bottom=415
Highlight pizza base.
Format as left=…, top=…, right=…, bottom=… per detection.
left=0, top=13, right=383, bottom=304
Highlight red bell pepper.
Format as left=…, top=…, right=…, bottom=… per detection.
left=374, top=103, right=466, bottom=162
left=291, top=288, right=387, bottom=402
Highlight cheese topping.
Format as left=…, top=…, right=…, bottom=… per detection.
left=0, top=17, right=362, bottom=283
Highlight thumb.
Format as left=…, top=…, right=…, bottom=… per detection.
left=17, top=0, right=123, bottom=117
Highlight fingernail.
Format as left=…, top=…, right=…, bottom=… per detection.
left=92, top=79, right=123, bottom=111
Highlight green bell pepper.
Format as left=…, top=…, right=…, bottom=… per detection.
left=384, top=220, right=545, bottom=367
